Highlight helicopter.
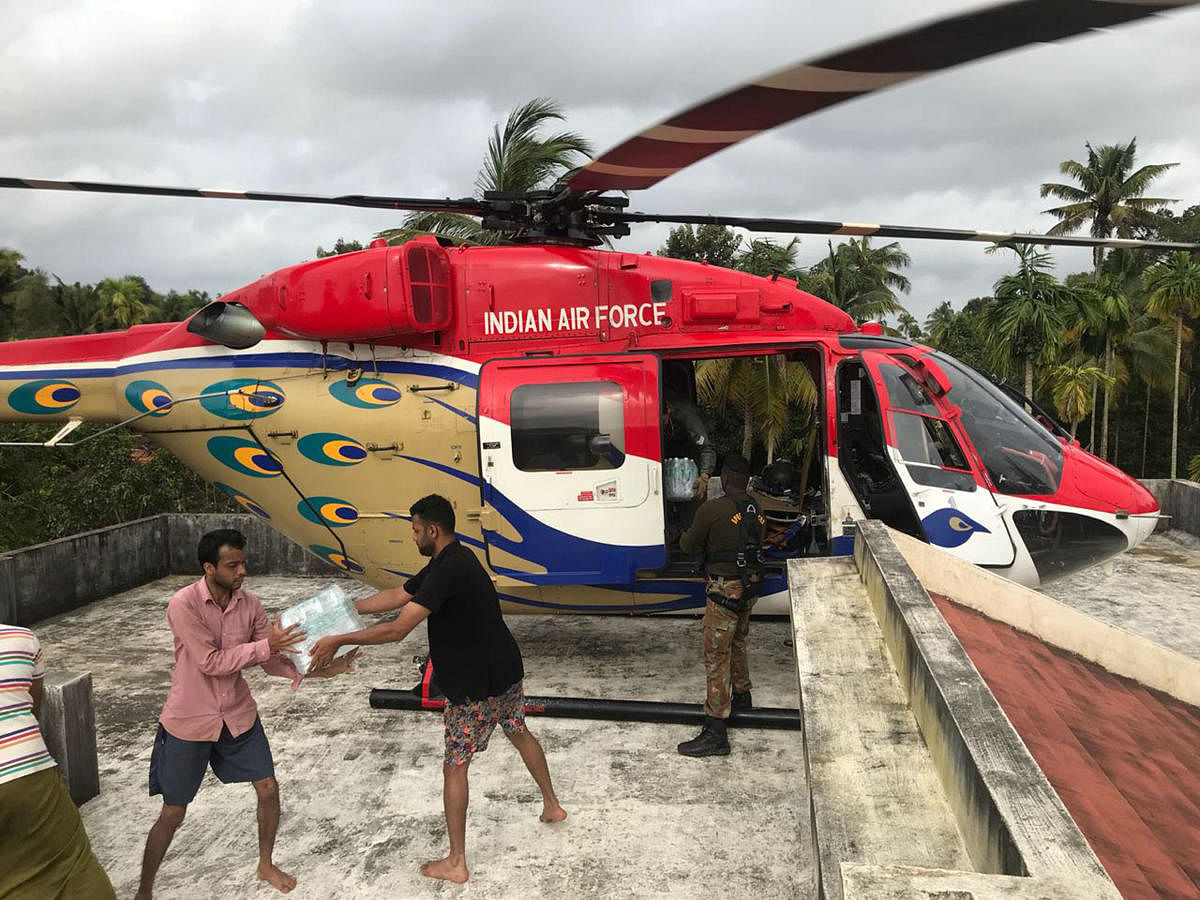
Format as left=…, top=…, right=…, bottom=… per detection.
left=1, top=0, right=1197, bottom=614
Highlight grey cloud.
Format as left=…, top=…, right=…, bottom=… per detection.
left=1, top=0, right=1197, bottom=313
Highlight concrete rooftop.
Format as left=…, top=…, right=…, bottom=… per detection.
left=25, top=528, right=1200, bottom=898
left=35, top=576, right=813, bottom=899
left=1040, top=531, right=1200, bottom=661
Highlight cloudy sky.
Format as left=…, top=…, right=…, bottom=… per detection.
left=2, top=0, right=1199, bottom=323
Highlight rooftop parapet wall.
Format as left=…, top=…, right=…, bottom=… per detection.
left=1141, top=478, right=1200, bottom=536
left=848, top=520, right=1118, bottom=896
left=0, top=513, right=340, bottom=627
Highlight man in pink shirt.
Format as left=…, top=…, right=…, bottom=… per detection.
left=134, top=528, right=353, bottom=899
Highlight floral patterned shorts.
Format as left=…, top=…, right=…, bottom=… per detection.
left=443, top=680, right=527, bottom=766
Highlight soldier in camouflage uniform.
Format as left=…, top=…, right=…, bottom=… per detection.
left=676, top=454, right=764, bottom=757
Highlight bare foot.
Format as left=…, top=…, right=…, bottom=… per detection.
left=540, top=803, right=567, bottom=823
left=420, top=856, right=469, bottom=883
left=257, top=861, right=297, bottom=893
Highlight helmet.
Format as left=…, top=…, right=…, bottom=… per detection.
left=748, top=460, right=804, bottom=526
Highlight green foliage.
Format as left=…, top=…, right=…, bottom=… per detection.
left=980, top=244, right=1070, bottom=393
left=695, top=355, right=817, bottom=463
left=1189, top=452, right=1200, bottom=483
left=0, top=248, right=232, bottom=550
left=0, top=424, right=232, bottom=553
left=657, top=224, right=762, bottom=271
left=315, top=238, right=366, bottom=258
left=801, top=237, right=911, bottom=324
left=1047, top=361, right=1113, bottom=438
left=732, top=237, right=804, bottom=279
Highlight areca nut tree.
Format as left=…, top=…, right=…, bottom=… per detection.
left=981, top=243, right=1070, bottom=401
left=1040, top=139, right=1178, bottom=273
left=1048, top=360, right=1114, bottom=440
left=1143, top=251, right=1200, bottom=478
left=377, top=98, right=593, bottom=247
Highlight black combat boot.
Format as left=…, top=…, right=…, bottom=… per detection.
left=677, top=716, right=730, bottom=757
left=731, top=691, right=752, bottom=710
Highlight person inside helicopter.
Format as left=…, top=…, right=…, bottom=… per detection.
left=661, top=360, right=716, bottom=560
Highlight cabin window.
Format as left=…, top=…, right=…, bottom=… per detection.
left=511, top=381, right=626, bottom=472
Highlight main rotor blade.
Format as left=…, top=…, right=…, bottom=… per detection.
left=568, top=0, right=1199, bottom=193
left=608, top=211, right=1200, bottom=252
left=0, top=177, right=485, bottom=216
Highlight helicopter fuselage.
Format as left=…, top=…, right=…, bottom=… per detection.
left=0, top=238, right=1158, bottom=611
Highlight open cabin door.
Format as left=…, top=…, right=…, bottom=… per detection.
left=860, top=350, right=1016, bottom=567
left=477, top=354, right=665, bottom=584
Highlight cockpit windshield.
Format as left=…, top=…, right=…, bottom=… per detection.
left=931, top=352, right=1064, bottom=496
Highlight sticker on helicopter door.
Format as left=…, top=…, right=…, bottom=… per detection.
left=595, top=480, right=619, bottom=502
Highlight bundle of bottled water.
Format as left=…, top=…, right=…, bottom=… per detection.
left=664, top=457, right=699, bottom=501
left=279, top=584, right=366, bottom=674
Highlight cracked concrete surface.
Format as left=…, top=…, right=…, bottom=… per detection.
left=1040, top=531, right=1200, bottom=661
left=33, top=575, right=813, bottom=899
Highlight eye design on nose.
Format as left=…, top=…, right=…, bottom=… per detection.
left=921, top=508, right=990, bottom=548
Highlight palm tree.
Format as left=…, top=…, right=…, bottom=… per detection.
left=1048, top=360, right=1114, bottom=440
left=923, top=301, right=958, bottom=347
left=980, top=244, right=1069, bottom=400
left=377, top=98, right=592, bottom=246
left=1040, top=139, right=1178, bottom=272
left=93, top=276, right=151, bottom=331
left=695, top=356, right=816, bottom=461
left=1143, top=251, right=1200, bottom=477
left=894, top=311, right=923, bottom=341
left=803, top=237, right=911, bottom=324
left=736, top=237, right=802, bottom=279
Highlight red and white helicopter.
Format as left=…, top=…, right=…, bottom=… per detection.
left=2, top=0, right=1196, bottom=614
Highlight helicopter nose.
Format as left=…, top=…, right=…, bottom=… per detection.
left=1060, top=444, right=1158, bottom=516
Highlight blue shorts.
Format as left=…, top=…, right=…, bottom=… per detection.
left=149, top=717, right=275, bottom=806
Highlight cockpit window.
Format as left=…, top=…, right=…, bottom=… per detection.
left=931, top=352, right=1064, bottom=495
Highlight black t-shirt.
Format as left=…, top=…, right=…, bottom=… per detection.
left=405, top=541, right=523, bottom=704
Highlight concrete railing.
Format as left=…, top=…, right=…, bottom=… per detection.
left=849, top=520, right=1118, bottom=896
left=0, top=513, right=341, bottom=627
left=1141, top=478, right=1200, bottom=536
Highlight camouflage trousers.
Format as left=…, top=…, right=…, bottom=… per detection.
left=702, top=575, right=757, bottom=719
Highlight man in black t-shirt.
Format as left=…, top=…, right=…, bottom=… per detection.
left=308, top=494, right=566, bottom=884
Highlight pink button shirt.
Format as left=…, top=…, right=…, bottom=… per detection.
left=159, top=578, right=297, bottom=742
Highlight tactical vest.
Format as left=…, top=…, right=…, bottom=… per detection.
left=706, top=495, right=766, bottom=611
